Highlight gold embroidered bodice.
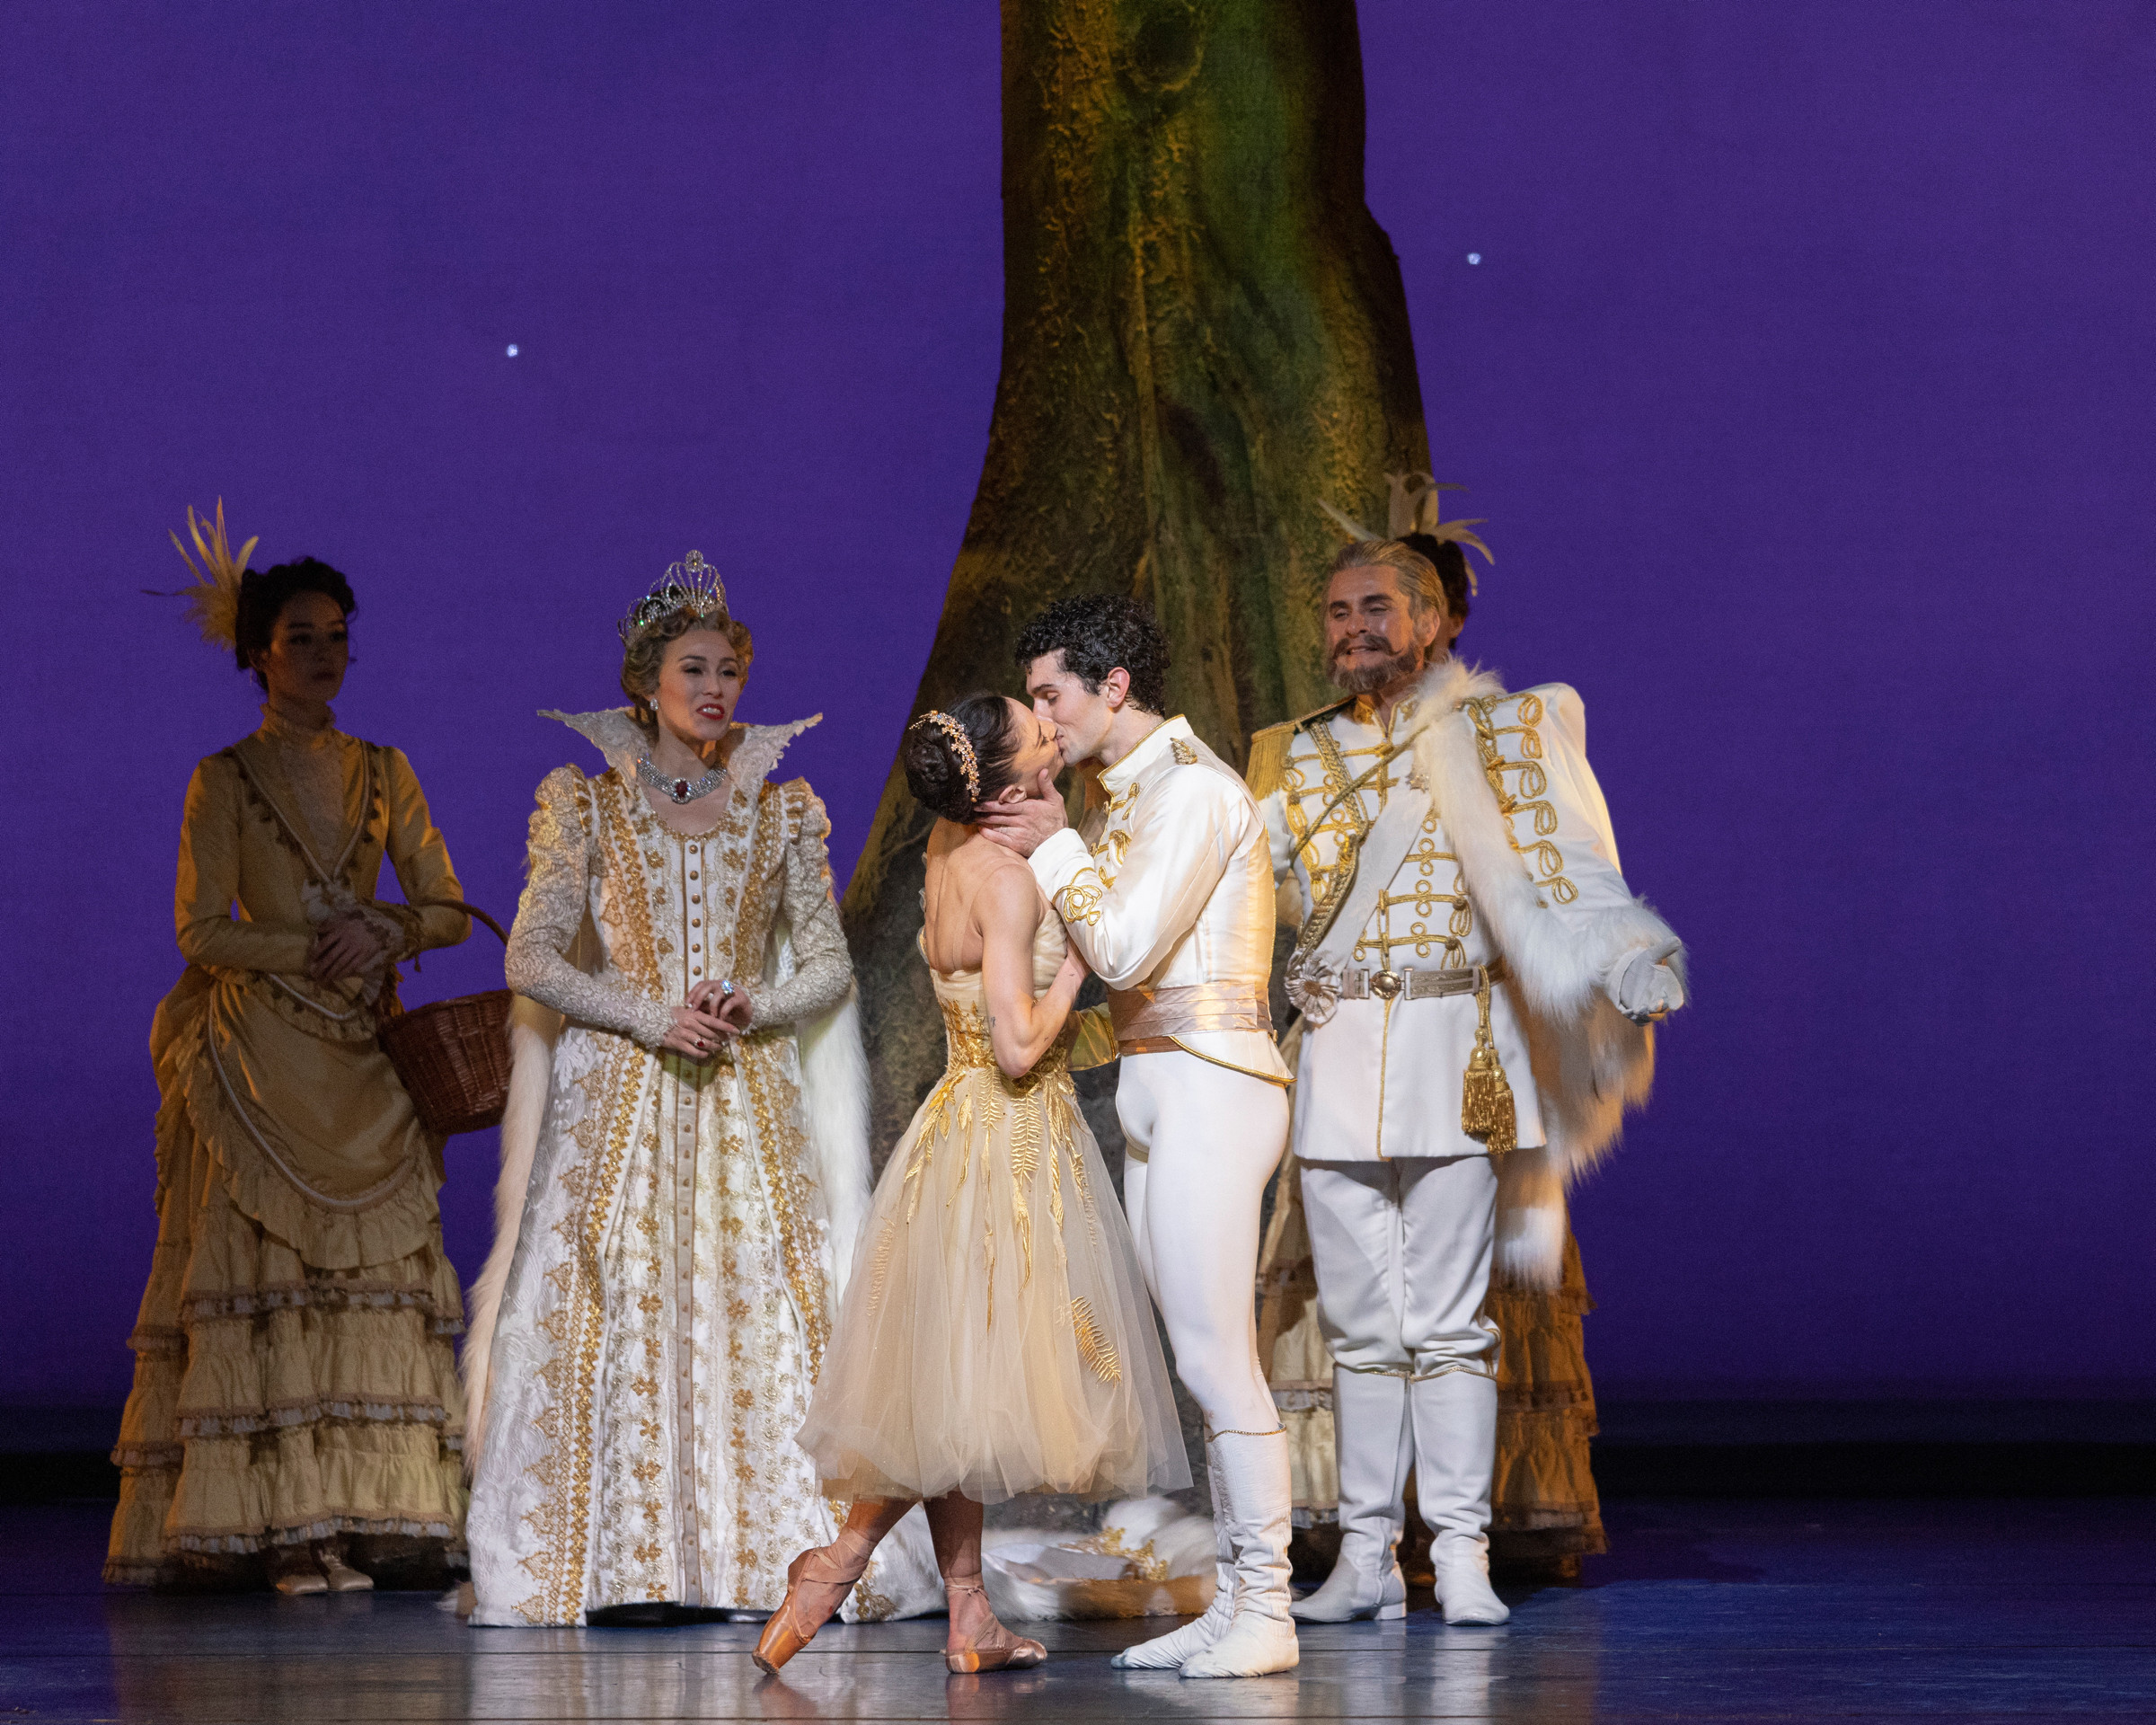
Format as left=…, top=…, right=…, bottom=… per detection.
left=507, top=755, right=852, bottom=1048
left=925, top=912, right=1074, bottom=1085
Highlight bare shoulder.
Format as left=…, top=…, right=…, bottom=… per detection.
left=976, top=847, right=1048, bottom=926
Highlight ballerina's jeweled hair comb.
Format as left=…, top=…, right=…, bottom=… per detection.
left=910, top=710, right=980, bottom=801
left=617, top=551, right=730, bottom=644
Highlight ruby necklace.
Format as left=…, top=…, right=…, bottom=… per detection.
left=635, top=755, right=728, bottom=805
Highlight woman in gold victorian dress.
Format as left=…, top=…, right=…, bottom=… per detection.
left=755, top=694, right=1188, bottom=1676
left=462, top=556, right=877, bottom=1626
left=109, top=516, right=473, bottom=1593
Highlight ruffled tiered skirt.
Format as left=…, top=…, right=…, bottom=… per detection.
left=105, top=969, right=466, bottom=1585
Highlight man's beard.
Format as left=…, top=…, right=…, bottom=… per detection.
left=1328, top=637, right=1425, bottom=695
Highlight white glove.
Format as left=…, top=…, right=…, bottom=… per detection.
left=1606, top=938, right=1685, bottom=1024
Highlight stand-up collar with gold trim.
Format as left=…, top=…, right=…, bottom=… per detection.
left=1097, top=713, right=1197, bottom=802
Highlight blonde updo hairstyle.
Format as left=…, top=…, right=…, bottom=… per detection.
left=620, top=608, right=755, bottom=736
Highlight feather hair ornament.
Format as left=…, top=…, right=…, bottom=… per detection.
left=1317, top=472, right=1494, bottom=595
left=163, top=500, right=257, bottom=650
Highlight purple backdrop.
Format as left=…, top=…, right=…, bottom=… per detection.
left=4, top=2, right=2150, bottom=1411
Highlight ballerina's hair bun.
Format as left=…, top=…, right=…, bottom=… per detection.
left=901, top=693, right=1022, bottom=823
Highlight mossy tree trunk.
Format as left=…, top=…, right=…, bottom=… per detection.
left=843, top=0, right=1429, bottom=1161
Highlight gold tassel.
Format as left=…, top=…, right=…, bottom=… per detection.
left=1460, top=967, right=1517, bottom=1155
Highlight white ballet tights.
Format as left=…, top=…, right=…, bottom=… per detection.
left=1117, top=1051, right=1290, bottom=1434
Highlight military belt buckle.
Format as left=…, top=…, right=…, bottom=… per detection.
left=1369, top=969, right=1404, bottom=1001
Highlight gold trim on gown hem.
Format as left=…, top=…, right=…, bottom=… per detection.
left=798, top=917, right=1189, bottom=1505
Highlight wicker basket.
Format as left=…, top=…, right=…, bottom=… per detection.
left=379, top=902, right=514, bottom=1137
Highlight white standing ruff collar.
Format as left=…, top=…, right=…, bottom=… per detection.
left=540, top=706, right=821, bottom=795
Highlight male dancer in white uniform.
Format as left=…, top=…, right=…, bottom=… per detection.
left=1249, top=533, right=1685, bottom=1626
left=978, top=595, right=1298, bottom=1679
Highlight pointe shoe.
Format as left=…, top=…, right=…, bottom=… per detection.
left=941, top=1578, right=1046, bottom=1674
left=752, top=1541, right=870, bottom=1676
left=318, top=1544, right=375, bottom=1593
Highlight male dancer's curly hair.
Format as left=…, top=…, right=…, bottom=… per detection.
left=1012, top=594, right=1169, bottom=715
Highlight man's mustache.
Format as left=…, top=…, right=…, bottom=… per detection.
left=1330, top=634, right=1395, bottom=659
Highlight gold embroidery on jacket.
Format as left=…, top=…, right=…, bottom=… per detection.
left=1053, top=872, right=1106, bottom=925
left=1285, top=715, right=1478, bottom=970
left=1465, top=694, right=1577, bottom=905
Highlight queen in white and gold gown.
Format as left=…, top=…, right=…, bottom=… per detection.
left=463, top=562, right=878, bottom=1627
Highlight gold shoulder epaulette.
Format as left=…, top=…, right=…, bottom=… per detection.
left=1243, top=698, right=1350, bottom=800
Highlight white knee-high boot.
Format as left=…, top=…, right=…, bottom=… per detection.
left=1409, top=1370, right=1509, bottom=1626
left=1109, top=1443, right=1234, bottom=1669
left=1180, top=1430, right=1299, bottom=1678
left=1290, top=1368, right=1410, bottom=1623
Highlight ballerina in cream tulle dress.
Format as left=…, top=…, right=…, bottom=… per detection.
left=762, top=694, right=1188, bottom=1676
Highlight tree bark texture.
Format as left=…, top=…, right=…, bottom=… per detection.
left=844, top=0, right=1428, bottom=1163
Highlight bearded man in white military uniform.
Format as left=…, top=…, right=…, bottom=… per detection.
left=1247, top=530, right=1686, bottom=1627
left=978, top=594, right=1300, bottom=1679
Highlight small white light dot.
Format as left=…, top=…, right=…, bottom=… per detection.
left=1466, top=252, right=1481, bottom=265
left=506, top=343, right=519, bottom=357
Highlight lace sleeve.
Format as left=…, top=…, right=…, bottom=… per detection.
left=743, top=783, right=854, bottom=1029
left=504, top=766, right=674, bottom=1048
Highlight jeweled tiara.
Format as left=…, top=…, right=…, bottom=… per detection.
left=617, top=551, right=730, bottom=644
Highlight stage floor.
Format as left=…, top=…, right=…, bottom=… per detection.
left=6, top=1498, right=2152, bottom=1722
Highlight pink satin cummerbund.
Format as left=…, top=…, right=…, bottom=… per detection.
left=1107, top=982, right=1273, bottom=1042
